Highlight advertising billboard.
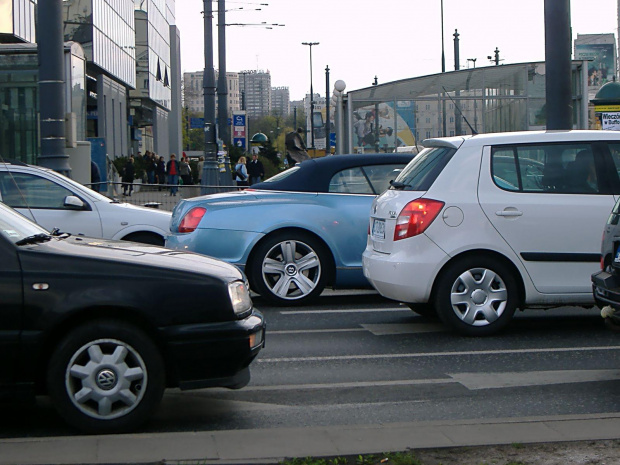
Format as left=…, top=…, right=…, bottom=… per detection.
left=575, top=41, right=616, bottom=87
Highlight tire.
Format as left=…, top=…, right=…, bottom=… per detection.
left=434, top=257, right=518, bottom=336
left=46, top=320, right=165, bottom=434
left=122, top=232, right=165, bottom=246
left=406, top=303, right=438, bottom=319
left=249, top=231, right=330, bottom=306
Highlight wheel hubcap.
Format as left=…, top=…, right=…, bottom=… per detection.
left=450, top=267, right=508, bottom=327
left=65, top=338, right=147, bottom=420
left=262, top=239, right=321, bottom=300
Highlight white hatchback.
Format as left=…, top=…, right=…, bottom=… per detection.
left=0, top=162, right=171, bottom=245
left=362, top=130, right=620, bottom=336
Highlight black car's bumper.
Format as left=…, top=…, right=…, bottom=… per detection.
left=160, top=309, right=266, bottom=390
left=592, top=270, right=620, bottom=308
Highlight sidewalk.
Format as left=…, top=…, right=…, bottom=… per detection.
left=2, top=413, right=620, bottom=465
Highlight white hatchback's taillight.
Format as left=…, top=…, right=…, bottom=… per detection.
left=394, top=199, right=444, bottom=241
left=178, top=207, right=206, bottom=233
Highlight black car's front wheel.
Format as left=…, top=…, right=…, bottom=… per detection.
left=47, top=320, right=165, bottom=434
left=249, top=232, right=330, bottom=306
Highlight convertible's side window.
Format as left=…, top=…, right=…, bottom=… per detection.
left=328, top=167, right=373, bottom=194
left=362, top=164, right=406, bottom=194
left=0, top=172, right=75, bottom=209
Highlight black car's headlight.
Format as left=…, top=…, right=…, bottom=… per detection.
left=228, top=280, right=253, bottom=316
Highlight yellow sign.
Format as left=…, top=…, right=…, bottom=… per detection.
left=595, top=105, right=620, bottom=112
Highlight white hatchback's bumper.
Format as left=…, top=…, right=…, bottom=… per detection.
left=362, top=234, right=448, bottom=303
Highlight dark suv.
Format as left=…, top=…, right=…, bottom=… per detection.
left=591, top=197, right=620, bottom=330
left=0, top=201, right=265, bottom=433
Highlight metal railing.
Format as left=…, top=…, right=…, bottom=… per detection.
left=86, top=182, right=241, bottom=211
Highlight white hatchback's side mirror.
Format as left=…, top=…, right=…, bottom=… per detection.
left=64, top=195, right=85, bottom=209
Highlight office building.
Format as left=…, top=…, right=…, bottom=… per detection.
left=239, top=70, right=271, bottom=117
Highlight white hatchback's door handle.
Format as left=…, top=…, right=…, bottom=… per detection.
left=495, top=210, right=523, bottom=217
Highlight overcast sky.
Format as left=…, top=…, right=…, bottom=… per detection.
left=174, top=0, right=619, bottom=101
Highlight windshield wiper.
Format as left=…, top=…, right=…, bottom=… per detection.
left=389, top=180, right=408, bottom=190
left=15, top=233, right=53, bottom=246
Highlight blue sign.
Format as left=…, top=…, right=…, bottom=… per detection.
left=233, top=114, right=246, bottom=127
left=190, top=117, right=205, bottom=129
left=233, top=137, right=246, bottom=149
left=227, top=118, right=232, bottom=126
left=329, top=132, right=336, bottom=147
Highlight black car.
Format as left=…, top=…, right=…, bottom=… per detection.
left=0, top=201, right=265, bottom=433
left=592, top=197, right=620, bottom=331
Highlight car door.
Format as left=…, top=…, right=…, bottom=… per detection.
left=0, top=171, right=103, bottom=237
left=0, top=226, right=22, bottom=390
left=478, top=141, right=615, bottom=295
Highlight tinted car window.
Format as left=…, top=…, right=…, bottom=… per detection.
left=0, top=172, right=75, bottom=208
left=491, top=143, right=600, bottom=194
left=393, top=147, right=456, bottom=191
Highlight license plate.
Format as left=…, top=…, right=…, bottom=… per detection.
left=372, top=218, right=385, bottom=240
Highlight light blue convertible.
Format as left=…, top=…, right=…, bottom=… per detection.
left=166, top=154, right=413, bottom=305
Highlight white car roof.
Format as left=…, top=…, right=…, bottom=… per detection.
left=422, top=130, right=620, bottom=150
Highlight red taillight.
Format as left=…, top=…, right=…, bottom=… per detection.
left=178, top=207, right=207, bottom=233
left=394, top=199, right=444, bottom=241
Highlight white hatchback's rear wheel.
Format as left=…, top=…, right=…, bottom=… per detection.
left=249, top=232, right=329, bottom=306
left=435, top=257, right=518, bottom=336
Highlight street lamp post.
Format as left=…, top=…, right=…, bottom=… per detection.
left=302, top=42, right=319, bottom=150
left=202, top=0, right=220, bottom=193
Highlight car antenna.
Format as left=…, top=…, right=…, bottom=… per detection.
left=442, top=86, right=478, bottom=136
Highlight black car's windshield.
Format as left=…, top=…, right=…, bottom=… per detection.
left=0, top=202, right=51, bottom=244
left=393, top=146, right=457, bottom=191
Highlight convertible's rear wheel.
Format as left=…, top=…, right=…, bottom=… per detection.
left=47, top=320, right=165, bottom=433
left=434, top=257, right=518, bottom=336
left=249, top=232, right=329, bottom=306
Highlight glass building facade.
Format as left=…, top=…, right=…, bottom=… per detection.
left=132, top=0, right=171, bottom=110
left=345, top=61, right=589, bottom=153
left=0, top=43, right=86, bottom=164
left=63, top=0, right=136, bottom=88
left=0, top=0, right=36, bottom=44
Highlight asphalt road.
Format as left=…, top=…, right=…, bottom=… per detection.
left=2, top=290, right=620, bottom=439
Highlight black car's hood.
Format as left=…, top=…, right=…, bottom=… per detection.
left=20, top=236, right=244, bottom=282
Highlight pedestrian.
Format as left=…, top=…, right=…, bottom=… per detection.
left=122, top=156, right=135, bottom=196
left=234, top=156, right=249, bottom=187
left=179, top=155, right=192, bottom=186
left=166, top=153, right=180, bottom=196
left=90, top=160, right=101, bottom=192
left=145, top=152, right=156, bottom=185
left=197, top=156, right=205, bottom=184
left=247, top=153, right=265, bottom=185
left=156, top=155, right=166, bottom=191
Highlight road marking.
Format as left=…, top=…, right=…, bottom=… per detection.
left=362, top=323, right=446, bottom=335
left=268, top=323, right=445, bottom=335
left=240, top=378, right=453, bottom=391
left=269, top=328, right=368, bottom=335
left=257, top=346, right=620, bottom=363
left=279, top=307, right=409, bottom=315
left=450, top=369, right=620, bottom=390
left=241, top=369, right=620, bottom=392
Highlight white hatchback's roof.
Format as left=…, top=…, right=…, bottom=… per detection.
left=422, top=130, right=620, bottom=150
